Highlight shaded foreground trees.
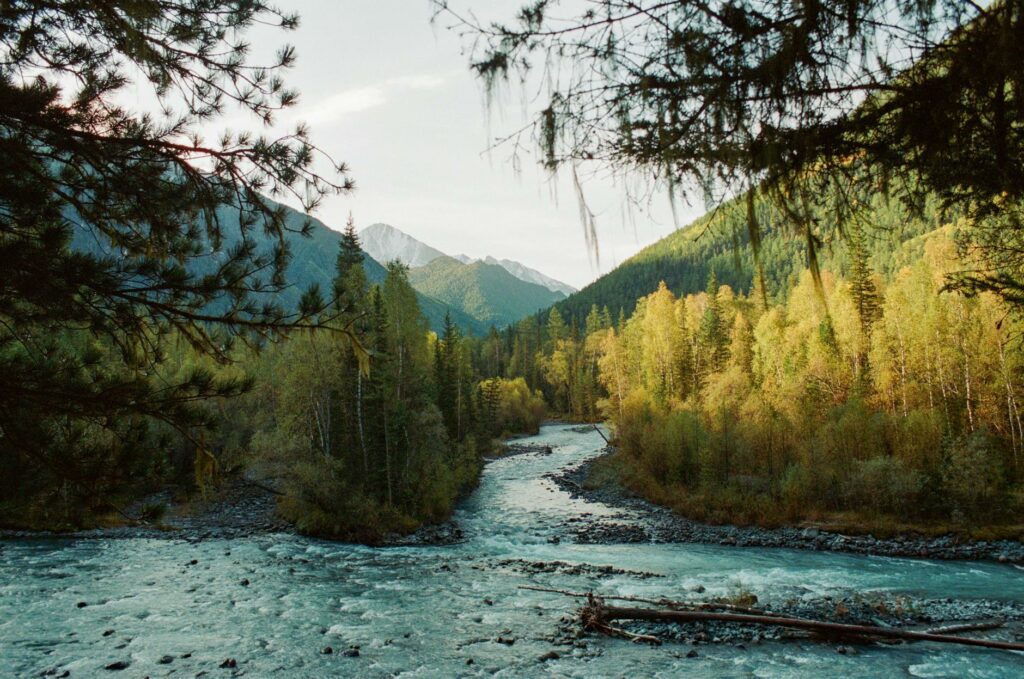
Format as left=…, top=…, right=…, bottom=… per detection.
left=0, top=1, right=360, bottom=524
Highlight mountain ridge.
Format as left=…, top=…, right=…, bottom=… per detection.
left=361, top=222, right=447, bottom=269
left=359, top=222, right=575, bottom=296
left=408, top=254, right=566, bottom=328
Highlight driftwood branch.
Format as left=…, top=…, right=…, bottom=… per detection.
left=519, top=585, right=801, bottom=619
left=523, top=587, right=1024, bottom=653
left=590, top=602, right=1024, bottom=652
left=592, top=424, right=611, bottom=444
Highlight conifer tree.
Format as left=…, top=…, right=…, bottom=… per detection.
left=848, top=226, right=882, bottom=338
left=335, top=214, right=368, bottom=313
left=546, top=307, right=568, bottom=350
left=699, top=271, right=729, bottom=375
left=585, top=304, right=608, bottom=336
left=436, top=311, right=463, bottom=440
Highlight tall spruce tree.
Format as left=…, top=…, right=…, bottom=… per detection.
left=848, top=226, right=882, bottom=338
left=699, top=271, right=729, bottom=374
left=435, top=311, right=462, bottom=440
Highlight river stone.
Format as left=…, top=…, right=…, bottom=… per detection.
left=103, top=660, right=130, bottom=670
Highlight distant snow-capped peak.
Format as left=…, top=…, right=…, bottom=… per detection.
left=360, top=223, right=576, bottom=295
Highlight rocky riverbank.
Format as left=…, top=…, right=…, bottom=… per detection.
left=0, top=440, right=554, bottom=546
left=0, top=474, right=291, bottom=541
left=549, top=450, right=1024, bottom=564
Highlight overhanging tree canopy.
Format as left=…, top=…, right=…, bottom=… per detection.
left=434, top=0, right=1024, bottom=297
left=0, top=1, right=351, bottom=466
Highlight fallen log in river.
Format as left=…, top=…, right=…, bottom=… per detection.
left=523, top=587, right=1024, bottom=653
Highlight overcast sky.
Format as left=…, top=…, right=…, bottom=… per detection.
left=202, top=1, right=705, bottom=289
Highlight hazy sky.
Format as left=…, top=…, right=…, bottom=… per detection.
left=206, top=1, right=705, bottom=289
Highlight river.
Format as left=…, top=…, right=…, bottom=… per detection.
left=1, top=424, right=1022, bottom=677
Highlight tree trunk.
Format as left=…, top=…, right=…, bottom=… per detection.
left=587, top=602, right=1024, bottom=652
left=357, top=370, right=368, bottom=476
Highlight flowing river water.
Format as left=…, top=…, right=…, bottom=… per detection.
left=1, top=424, right=1023, bottom=677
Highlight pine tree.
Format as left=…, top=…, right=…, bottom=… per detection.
left=335, top=213, right=367, bottom=312
left=848, top=226, right=882, bottom=337
left=699, top=270, right=729, bottom=374
left=436, top=311, right=463, bottom=440
left=547, top=307, right=567, bottom=350
left=478, top=379, right=501, bottom=437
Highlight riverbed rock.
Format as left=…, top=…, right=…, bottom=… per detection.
left=103, top=660, right=130, bottom=670
left=219, top=658, right=237, bottom=668
left=158, top=655, right=174, bottom=664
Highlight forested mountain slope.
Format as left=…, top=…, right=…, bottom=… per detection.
left=409, top=255, right=566, bottom=328
left=69, top=200, right=485, bottom=335
left=553, top=191, right=942, bottom=324
left=479, top=255, right=577, bottom=296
